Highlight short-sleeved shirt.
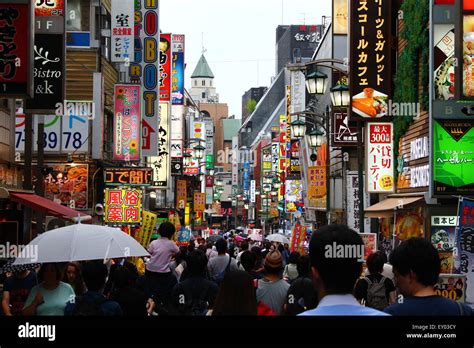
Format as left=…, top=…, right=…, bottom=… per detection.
left=24, top=282, right=75, bottom=316
left=207, top=254, right=238, bottom=279
left=354, top=274, right=396, bottom=304
left=384, top=296, right=473, bottom=316
left=3, top=272, right=38, bottom=316
left=256, top=278, right=290, bottom=316
left=146, top=237, right=179, bottom=273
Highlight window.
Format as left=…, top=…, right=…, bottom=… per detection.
left=210, top=80, right=213, bottom=87
left=202, top=92, right=206, bottom=99
left=100, top=8, right=111, bottom=60
left=194, top=80, right=197, bottom=86
left=66, top=0, right=92, bottom=47
left=202, top=80, right=205, bottom=86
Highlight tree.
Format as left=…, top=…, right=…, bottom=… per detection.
left=246, top=99, right=257, bottom=115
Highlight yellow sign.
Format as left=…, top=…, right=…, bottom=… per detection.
left=185, top=203, right=190, bottom=225
left=194, top=192, right=206, bottom=212
left=104, top=189, right=142, bottom=225
left=333, top=0, right=348, bottom=34
left=140, top=210, right=157, bottom=247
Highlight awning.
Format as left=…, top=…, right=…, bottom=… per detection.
left=365, top=196, right=424, bottom=218
left=5, top=190, right=91, bottom=223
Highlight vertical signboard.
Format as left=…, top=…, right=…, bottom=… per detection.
left=171, top=34, right=185, bottom=105
left=111, top=0, right=134, bottom=63
left=232, top=136, right=238, bottom=186
left=0, top=1, right=33, bottom=97
left=25, top=0, right=64, bottom=113
left=455, top=197, right=474, bottom=305
left=308, top=166, right=327, bottom=210
left=347, top=171, right=371, bottom=232
left=250, top=180, right=256, bottom=203
left=150, top=102, right=170, bottom=187
left=130, top=0, right=159, bottom=156
left=285, top=180, right=302, bottom=213
left=113, top=85, right=141, bottom=161
left=350, top=0, right=393, bottom=119
left=159, top=33, right=171, bottom=101
left=333, top=0, right=348, bottom=35
left=366, top=122, right=394, bottom=193
left=176, top=179, right=187, bottom=209
left=194, top=192, right=205, bottom=212
left=333, top=112, right=358, bottom=146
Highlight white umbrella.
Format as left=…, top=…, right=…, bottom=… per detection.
left=13, top=224, right=150, bottom=265
left=249, top=233, right=262, bottom=241
left=265, top=233, right=290, bottom=245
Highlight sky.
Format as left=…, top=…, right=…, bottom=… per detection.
left=161, top=0, right=331, bottom=118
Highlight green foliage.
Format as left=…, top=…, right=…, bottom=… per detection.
left=246, top=99, right=257, bottom=115
left=393, top=0, right=429, bottom=172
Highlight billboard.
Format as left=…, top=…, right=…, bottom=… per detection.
left=366, top=122, right=394, bottom=193
left=113, top=85, right=141, bottom=161
left=350, top=0, right=393, bottom=119
left=104, top=189, right=142, bottom=225
left=43, top=164, right=88, bottom=210
left=104, top=168, right=152, bottom=186
left=111, top=0, right=134, bottom=63
left=159, top=33, right=171, bottom=101
left=433, top=120, right=474, bottom=195
left=171, top=34, right=185, bottom=105
left=130, top=0, right=159, bottom=156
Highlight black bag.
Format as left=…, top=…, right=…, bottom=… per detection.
left=72, top=296, right=108, bottom=316
left=212, top=256, right=232, bottom=285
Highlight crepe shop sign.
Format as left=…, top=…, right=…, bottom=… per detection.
left=366, top=123, right=394, bottom=193
left=104, top=189, right=142, bottom=225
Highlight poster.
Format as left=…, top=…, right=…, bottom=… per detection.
left=43, top=164, right=88, bottom=210
left=160, top=33, right=171, bottom=101
left=285, top=180, right=302, bottom=213
left=366, top=122, right=394, bottom=193
left=350, top=0, right=392, bottom=119
left=104, top=188, right=142, bottom=225
left=113, top=85, right=141, bottom=161
left=434, top=275, right=467, bottom=302
left=359, top=233, right=377, bottom=261
left=308, top=166, right=326, bottom=210
left=433, top=25, right=455, bottom=100
left=433, top=120, right=474, bottom=195
left=130, top=0, right=159, bottom=156
left=395, top=207, right=424, bottom=241
left=111, top=0, right=134, bottom=63
left=455, top=197, right=474, bottom=305
left=177, top=227, right=191, bottom=247
left=431, top=226, right=456, bottom=253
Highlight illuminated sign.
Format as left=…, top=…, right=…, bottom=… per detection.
left=104, top=168, right=152, bottom=186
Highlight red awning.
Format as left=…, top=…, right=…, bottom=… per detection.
left=9, top=192, right=91, bottom=223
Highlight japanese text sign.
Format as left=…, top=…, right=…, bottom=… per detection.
left=160, top=33, right=171, bottom=101
left=104, top=168, right=152, bottom=186
left=194, top=192, right=206, bottom=212
left=104, top=188, right=142, bottom=225
left=176, top=179, right=187, bottom=209
left=171, top=34, right=184, bottom=105
left=114, top=85, right=141, bottom=161
left=111, top=0, right=134, bottom=63
left=366, top=122, right=394, bottom=192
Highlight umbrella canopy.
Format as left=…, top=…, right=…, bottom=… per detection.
left=0, top=258, right=40, bottom=274
left=249, top=233, right=262, bottom=242
left=265, top=233, right=290, bottom=245
left=13, top=224, right=150, bottom=265
left=207, top=235, right=223, bottom=243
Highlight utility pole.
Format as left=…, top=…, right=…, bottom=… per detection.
left=35, top=115, right=45, bottom=234
left=23, top=111, right=33, bottom=242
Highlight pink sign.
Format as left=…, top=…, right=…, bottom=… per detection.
left=114, top=85, right=141, bottom=161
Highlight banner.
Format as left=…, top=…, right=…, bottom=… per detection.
left=171, top=34, right=185, bottom=105
left=232, top=136, right=239, bottom=185
left=43, top=164, right=88, bottom=210
left=350, top=0, right=393, bottom=119
left=455, top=197, right=474, bottom=305
left=433, top=120, right=474, bottom=195
left=113, top=85, right=141, bottom=161
left=104, top=188, right=142, bottom=225
left=130, top=0, right=159, bottom=156
left=136, top=210, right=157, bottom=248
left=434, top=274, right=467, bottom=303
left=290, top=223, right=306, bottom=254
left=104, top=168, right=152, bottom=186
left=366, top=122, right=394, bottom=193
left=346, top=172, right=371, bottom=232
left=395, top=207, right=424, bottom=241
left=111, top=0, right=134, bottom=62
left=0, top=2, right=33, bottom=97
left=159, top=33, right=171, bottom=101
left=359, top=233, right=377, bottom=262
left=194, top=192, right=206, bottom=212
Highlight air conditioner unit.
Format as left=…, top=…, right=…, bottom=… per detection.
left=45, top=216, right=70, bottom=231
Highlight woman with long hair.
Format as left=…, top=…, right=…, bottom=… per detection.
left=211, top=270, right=257, bottom=316
left=63, top=262, right=86, bottom=296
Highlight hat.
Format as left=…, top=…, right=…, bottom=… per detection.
left=265, top=250, right=283, bottom=269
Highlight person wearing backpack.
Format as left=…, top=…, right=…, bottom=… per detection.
left=65, top=261, right=122, bottom=316
left=284, top=255, right=317, bottom=316
left=354, top=251, right=396, bottom=311
left=207, top=239, right=238, bottom=285
left=172, top=250, right=218, bottom=315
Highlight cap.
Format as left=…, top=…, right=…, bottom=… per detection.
left=265, top=250, right=283, bottom=269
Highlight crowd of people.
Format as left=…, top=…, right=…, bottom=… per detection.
left=0, top=223, right=472, bottom=316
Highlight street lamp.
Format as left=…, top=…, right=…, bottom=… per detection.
left=193, top=144, right=206, bottom=160
left=183, top=151, right=192, bottom=167
left=309, top=128, right=324, bottom=148
left=330, top=83, right=350, bottom=108
left=305, top=70, right=328, bottom=95
left=291, top=119, right=306, bottom=139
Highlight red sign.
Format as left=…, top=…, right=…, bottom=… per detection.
left=35, top=0, right=64, bottom=16
left=205, top=175, right=214, bottom=188
left=290, top=224, right=306, bottom=253
left=0, top=3, right=32, bottom=97
left=104, top=188, right=142, bottom=225
left=160, top=33, right=171, bottom=101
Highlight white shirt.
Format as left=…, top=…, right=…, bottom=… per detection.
left=299, top=294, right=389, bottom=316
left=365, top=263, right=394, bottom=281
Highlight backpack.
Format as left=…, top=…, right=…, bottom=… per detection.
left=178, top=282, right=211, bottom=316
left=212, top=256, right=232, bottom=286
left=72, top=296, right=108, bottom=316
left=365, top=276, right=388, bottom=310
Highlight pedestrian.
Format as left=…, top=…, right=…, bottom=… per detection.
left=145, top=222, right=179, bottom=306
left=65, top=260, right=122, bottom=316
left=283, top=251, right=300, bottom=283
left=210, top=270, right=257, bottom=316
left=63, top=262, right=86, bottom=296
left=207, top=239, right=238, bottom=284
left=205, top=242, right=218, bottom=260
left=236, top=240, right=249, bottom=264
left=240, top=250, right=264, bottom=280
left=364, top=251, right=395, bottom=281
left=104, top=258, right=139, bottom=297
left=299, top=225, right=388, bottom=316
left=284, top=255, right=317, bottom=316
left=256, top=250, right=289, bottom=315
left=354, top=251, right=396, bottom=310
left=1, top=268, right=38, bottom=316
left=384, top=238, right=473, bottom=316
left=251, top=246, right=265, bottom=274
left=278, top=243, right=289, bottom=265
left=23, top=263, right=75, bottom=316
left=172, top=250, right=219, bottom=315
left=169, top=246, right=188, bottom=283
left=110, top=266, right=149, bottom=316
